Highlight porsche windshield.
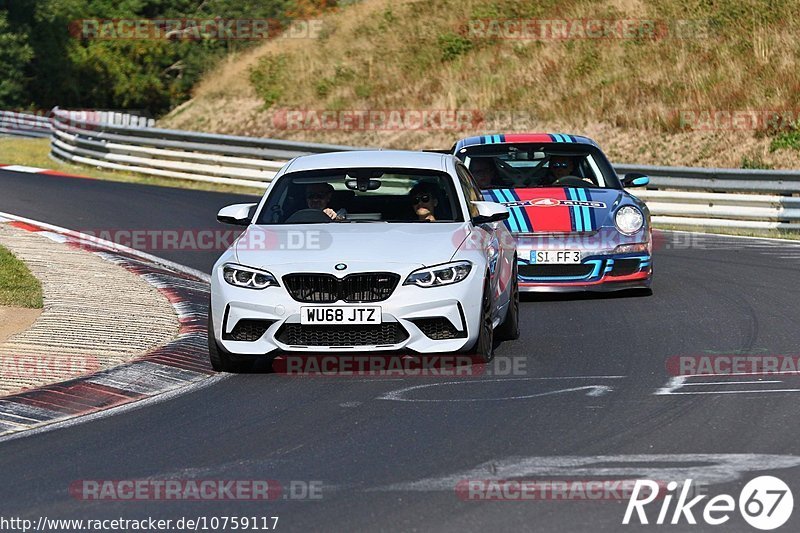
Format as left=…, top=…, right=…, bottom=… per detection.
left=255, top=168, right=464, bottom=224
left=461, top=144, right=621, bottom=190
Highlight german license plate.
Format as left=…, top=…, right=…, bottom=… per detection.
left=531, top=250, right=581, bottom=264
left=300, top=306, right=381, bottom=325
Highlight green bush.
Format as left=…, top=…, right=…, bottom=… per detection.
left=770, top=125, right=800, bottom=152
left=250, top=54, right=288, bottom=108
left=438, top=32, right=473, bottom=61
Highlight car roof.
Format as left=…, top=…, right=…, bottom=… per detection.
left=284, top=150, right=453, bottom=173
left=452, top=133, right=599, bottom=153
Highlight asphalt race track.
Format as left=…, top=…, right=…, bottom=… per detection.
left=2, top=169, right=800, bottom=531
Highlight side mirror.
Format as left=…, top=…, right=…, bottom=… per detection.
left=471, top=201, right=510, bottom=225
left=622, top=172, right=650, bottom=188
left=217, top=203, right=256, bottom=226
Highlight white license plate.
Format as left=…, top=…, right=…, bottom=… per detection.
left=531, top=250, right=581, bottom=264
left=300, top=306, right=381, bottom=325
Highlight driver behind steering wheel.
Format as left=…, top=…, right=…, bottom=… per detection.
left=542, top=155, right=576, bottom=186
left=541, top=155, right=595, bottom=187
left=305, top=182, right=346, bottom=220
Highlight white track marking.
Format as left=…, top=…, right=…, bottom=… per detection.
left=656, top=374, right=800, bottom=395
left=662, top=389, right=800, bottom=395
left=1, top=165, right=47, bottom=173
left=376, top=454, right=800, bottom=492
left=654, top=376, right=686, bottom=395
left=682, top=380, right=783, bottom=386
left=377, top=377, right=621, bottom=402
left=36, top=230, right=68, bottom=243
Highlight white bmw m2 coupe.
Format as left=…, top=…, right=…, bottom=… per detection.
left=209, top=150, right=519, bottom=372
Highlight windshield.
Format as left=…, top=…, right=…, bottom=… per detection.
left=459, top=143, right=621, bottom=190
left=255, top=168, right=464, bottom=224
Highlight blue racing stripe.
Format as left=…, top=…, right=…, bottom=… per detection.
left=490, top=189, right=520, bottom=232
left=583, top=188, right=597, bottom=230
left=567, top=188, right=584, bottom=232
left=575, top=188, right=593, bottom=231
left=497, top=189, right=529, bottom=232
left=505, top=189, right=534, bottom=232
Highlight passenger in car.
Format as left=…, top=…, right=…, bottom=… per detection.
left=305, top=183, right=346, bottom=220
left=409, top=182, right=440, bottom=222
left=469, top=158, right=499, bottom=189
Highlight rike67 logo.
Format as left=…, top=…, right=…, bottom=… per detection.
left=623, top=476, right=793, bottom=530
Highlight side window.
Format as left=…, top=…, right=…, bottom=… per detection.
left=455, top=164, right=481, bottom=218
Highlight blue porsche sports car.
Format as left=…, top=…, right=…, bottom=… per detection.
left=452, top=133, right=653, bottom=292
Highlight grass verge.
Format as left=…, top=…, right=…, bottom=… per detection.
left=0, top=137, right=262, bottom=197
left=0, top=245, right=43, bottom=308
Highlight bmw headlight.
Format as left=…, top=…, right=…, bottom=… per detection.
left=404, top=261, right=472, bottom=288
left=615, top=206, right=644, bottom=235
left=222, top=264, right=278, bottom=289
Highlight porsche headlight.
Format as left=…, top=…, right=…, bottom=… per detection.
left=404, top=261, right=472, bottom=288
left=222, top=264, right=279, bottom=289
left=615, top=206, right=644, bottom=235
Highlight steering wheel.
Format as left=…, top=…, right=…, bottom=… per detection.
left=284, top=208, right=335, bottom=224
left=553, top=176, right=598, bottom=188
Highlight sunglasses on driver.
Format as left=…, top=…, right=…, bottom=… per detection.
left=411, top=194, right=433, bottom=204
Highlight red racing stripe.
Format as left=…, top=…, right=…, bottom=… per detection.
left=502, top=133, right=554, bottom=144
left=513, top=187, right=574, bottom=232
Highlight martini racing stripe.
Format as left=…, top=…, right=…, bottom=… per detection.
left=503, top=189, right=534, bottom=232
left=487, top=189, right=520, bottom=232
left=581, top=188, right=597, bottom=230
left=575, top=188, right=594, bottom=231
left=496, top=189, right=531, bottom=232
left=566, top=188, right=583, bottom=231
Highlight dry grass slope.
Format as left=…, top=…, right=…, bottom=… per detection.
left=161, top=0, right=800, bottom=169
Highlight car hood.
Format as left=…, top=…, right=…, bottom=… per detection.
left=482, top=187, right=624, bottom=234
left=233, top=223, right=470, bottom=268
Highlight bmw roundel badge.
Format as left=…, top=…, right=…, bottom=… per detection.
left=335, top=263, right=347, bottom=271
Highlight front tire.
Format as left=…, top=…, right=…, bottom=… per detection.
left=472, top=279, right=495, bottom=364
left=495, top=261, right=519, bottom=341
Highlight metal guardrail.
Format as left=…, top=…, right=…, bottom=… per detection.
left=49, top=107, right=365, bottom=189
left=0, top=111, right=51, bottom=138
left=616, top=164, right=800, bottom=230
left=3, top=107, right=799, bottom=231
